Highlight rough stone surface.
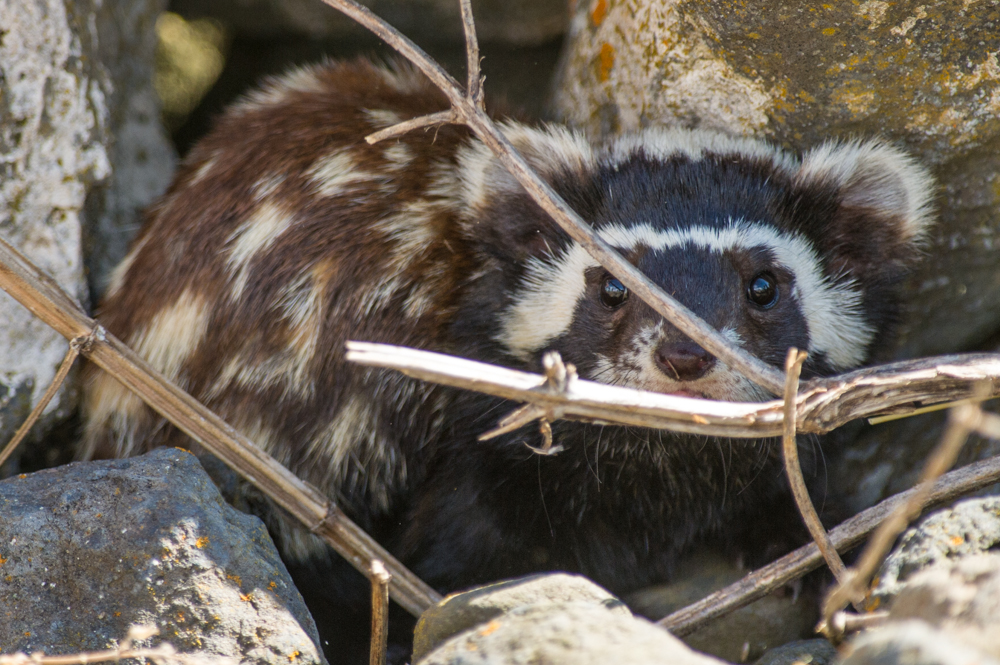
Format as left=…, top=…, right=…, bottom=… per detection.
left=417, top=601, right=728, bottom=665
left=550, top=0, right=1000, bottom=359
left=755, top=639, right=838, bottom=665
left=0, top=0, right=174, bottom=460
left=0, top=0, right=108, bottom=443
left=840, top=620, right=1000, bottom=665
left=85, top=0, right=177, bottom=301
left=870, top=498, right=1000, bottom=609
left=413, top=573, right=629, bottom=661
left=885, top=554, right=1000, bottom=658
left=626, top=552, right=818, bottom=662
left=171, top=0, right=568, bottom=45
left=0, top=448, right=325, bottom=665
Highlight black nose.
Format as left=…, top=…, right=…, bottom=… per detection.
left=654, top=340, right=715, bottom=381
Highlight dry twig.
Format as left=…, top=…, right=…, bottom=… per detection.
left=346, top=342, right=1000, bottom=438
left=781, top=348, right=848, bottom=583
left=0, top=334, right=89, bottom=468
left=369, top=560, right=392, bottom=665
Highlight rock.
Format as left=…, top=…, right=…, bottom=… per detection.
left=840, top=620, right=1000, bottom=665
left=0, top=448, right=325, bottom=665
left=869, top=498, right=1000, bottom=609
left=755, top=639, right=838, bottom=665
left=413, top=573, right=629, bottom=661
left=0, top=0, right=108, bottom=446
left=881, top=554, right=1000, bottom=659
left=85, top=0, right=177, bottom=302
left=626, top=552, right=819, bottom=662
left=0, top=0, right=174, bottom=463
left=170, top=0, right=568, bottom=45
left=550, top=0, right=1000, bottom=359
left=417, top=601, right=729, bottom=665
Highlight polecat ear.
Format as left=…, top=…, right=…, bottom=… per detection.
left=457, top=123, right=596, bottom=262
left=795, top=140, right=936, bottom=282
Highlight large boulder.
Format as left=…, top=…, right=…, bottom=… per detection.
left=0, top=0, right=174, bottom=467
left=0, top=448, right=325, bottom=665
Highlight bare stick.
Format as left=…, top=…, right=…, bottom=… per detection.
left=0, top=336, right=84, bottom=468
left=781, top=348, right=847, bottom=583
left=0, top=235, right=441, bottom=617
left=346, top=342, right=1000, bottom=439
left=825, top=610, right=890, bottom=642
left=365, top=110, right=458, bottom=144
left=370, top=560, right=392, bottom=665
left=820, top=397, right=983, bottom=625
left=459, top=0, right=484, bottom=110
left=313, top=0, right=786, bottom=396
left=657, top=450, right=1000, bottom=636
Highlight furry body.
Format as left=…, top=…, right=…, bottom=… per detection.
left=82, top=59, right=934, bottom=655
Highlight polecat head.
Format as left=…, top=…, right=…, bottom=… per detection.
left=457, top=127, right=935, bottom=401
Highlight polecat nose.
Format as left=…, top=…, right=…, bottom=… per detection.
left=654, top=340, right=715, bottom=381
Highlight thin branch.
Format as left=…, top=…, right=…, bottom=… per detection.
left=365, top=110, right=458, bottom=144
left=369, top=560, right=392, bottom=665
left=825, top=611, right=890, bottom=642
left=314, top=0, right=787, bottom=396
left=0, top=335, right=85, bottom=468
left=820, top=397, right=984, bottom=625
left=657, top=450, right=1000, bottom=636
left=459, top=0, right=484, bottom=110
left=781, top=348, right=848, bottom=583
left=346, top=342, right=1000, bottom=439
left=0, top=235, right=441, bottom=617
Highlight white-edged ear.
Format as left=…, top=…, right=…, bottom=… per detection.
left=797, top=140, right=936, bottom=244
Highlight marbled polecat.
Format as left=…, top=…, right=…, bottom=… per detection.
left=81, top=58, right=934, bottom=659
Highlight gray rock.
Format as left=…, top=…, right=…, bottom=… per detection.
left=550, top=0, right=1000, bottom=360
left=0, top=448, right=325, bottom=665
left=413, top=573, right=628, bottom=661
left=171, top=0, right=568, bottom=45
left=626, top=552, right=819, bottom=663
left=0, top=0, right=174, bottom=459
left=885, top=554, right=1000, bottom=659
left=840, top=620, right=1000, bottom=665
left=0, top=0, right=108, bottom=442
left=870, top=498, right=1000, bottom=607
left=755, top=639, right=838, bottom=665
left=418, top=601, right=729, bottom=665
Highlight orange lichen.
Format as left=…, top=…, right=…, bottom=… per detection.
left=591, top=0, right=608, bottom=27
left=597, top=43, right=615, bottom=82
left=478, top=620, right=502, bottom=637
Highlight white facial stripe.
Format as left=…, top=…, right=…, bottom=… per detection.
left=500, top=220, right=873, bottom=369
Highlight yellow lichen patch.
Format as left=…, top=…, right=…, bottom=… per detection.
left=597, top=43, right=615, bottom=82
left=591, top=0, right=608, bottom=27
left=0, top=555, right=7, bottom=566
left=269, top=581, right=278, bottom=590
left=288, top=651, right=301, bottom=662
left=830, top=82, right=878, bottom=116
left=240, top=593, right=253, bottom=602
left=195, top=536, right=209, bottom=549
left=822, top=27, right=837, bottom=35
left=227, top=573, right=242, bottom=586
left=950, top=535, right=965, bottom=546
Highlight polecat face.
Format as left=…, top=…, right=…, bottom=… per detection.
left=466, top=128, right=935, bottom=402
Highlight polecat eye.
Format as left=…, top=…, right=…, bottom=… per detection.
left=747, top=272, right=779, bottom=309
left=600, top=275, right=629, bottom=308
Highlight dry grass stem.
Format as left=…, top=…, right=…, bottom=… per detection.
left=820, top=395, right=987, bottom=626
left=825, top=610, right=890, bottom=641
left=0, top=235, right=441, bottom=617
left=781, top=348, right=848, bottom=584
left=369, top=560, right=392, bottom=665
left=658, top=450, right=1000, bottom=636
left=314, top=0, right=787, bottom=396
left=0, top=336, right=84, bottom=468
